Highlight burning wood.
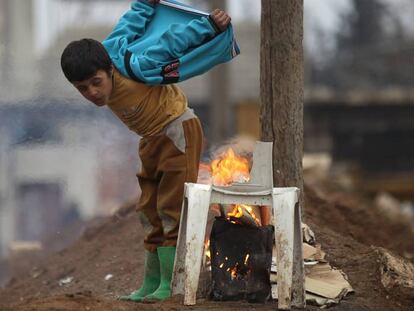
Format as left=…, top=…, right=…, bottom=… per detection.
left=226, top=204, right=261, bottom=227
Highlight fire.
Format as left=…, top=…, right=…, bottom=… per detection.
left=217, top=254, right=251, bottom=280
left=200, top=148, right=264, bottom=226
left=227, top=204, right=261, bottom=226
left=201, top=147, right=262, bottom=281
left=198, top=147, right=251, bottom=186
left=244, top=254, right=250, bottom=265
left=211, top=148, right=250, bottom=186
left=204, top=239, right=211, bottom=261
left=228, top=261, right=250, bottom=280
left=230, top=266, right=238, bottom=280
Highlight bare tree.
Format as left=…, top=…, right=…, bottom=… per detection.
left=317, top=0, right=414, bottom=90
left=260, top=3, right=305, bottom=306
left=260, top=0, right=304, bottom=204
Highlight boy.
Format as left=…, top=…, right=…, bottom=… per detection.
left=60, top=0, right=232, bottom=303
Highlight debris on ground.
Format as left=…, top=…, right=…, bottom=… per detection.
left=58, top=276, right=74, bottom=286
left=302, top=223, right=316, bottom=245
left=1, top=184, right=414, bottom=310
left=271, top=234, right=353, bottom=308
left=376, top=247, right=414, bottom=300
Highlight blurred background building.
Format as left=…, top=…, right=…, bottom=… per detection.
left=0, top=0, right=413, bottom=271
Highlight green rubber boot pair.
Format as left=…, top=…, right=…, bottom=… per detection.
left=119, top=246, right=176, bottom=302
left=119, top=250, right=160, bottom=301
left=144, top=246, right=176, bottom=301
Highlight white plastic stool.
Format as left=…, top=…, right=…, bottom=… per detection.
left=171, top=142, right=305, bottom=310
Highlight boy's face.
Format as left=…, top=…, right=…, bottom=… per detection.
left=72, top=69, right=113, bottom=107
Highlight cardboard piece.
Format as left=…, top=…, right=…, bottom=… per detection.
left=303, top=243, right=326, bottom=261
left=302, top=223, right=316, bottom=245
left=305, top=263, right=353, bottom=300
left=271, top=243, right=353, bottom=307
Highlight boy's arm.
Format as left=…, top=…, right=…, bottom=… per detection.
left=104, top=0, right=157, bottom=46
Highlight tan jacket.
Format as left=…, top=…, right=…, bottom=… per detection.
left=107, top=69, right=188, bottom=137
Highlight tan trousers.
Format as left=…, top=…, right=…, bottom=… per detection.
left=137, top=111, right=203, bottom=252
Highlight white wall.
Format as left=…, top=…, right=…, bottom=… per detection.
left=0, top=142, right=100, bottom=258
left=14, top=145, right=99, bottom=218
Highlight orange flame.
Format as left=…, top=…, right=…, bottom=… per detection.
left=230, top=266, right=238, bottom=280
left=216, top=254, right=251, bottom=280
left=227, top=204, right=261, bottom=226
left=204, top=239, right=211, bottom=261
left=211, top=148, right=250, bottom=186
left=244, top=254, right=250, bottom=265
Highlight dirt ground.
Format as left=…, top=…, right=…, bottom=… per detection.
left=1, top=180, right=414, bottom=311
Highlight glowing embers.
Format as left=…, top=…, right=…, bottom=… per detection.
left=209, top=217, right=273, bottom=303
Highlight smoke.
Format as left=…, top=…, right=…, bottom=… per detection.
left=209, top=134, right=256, bottom=160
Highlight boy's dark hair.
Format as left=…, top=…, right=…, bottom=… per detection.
left=61, top=38, right=112, bottom=82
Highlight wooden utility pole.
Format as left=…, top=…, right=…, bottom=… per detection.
left=260, top=1, right=304, bottom=205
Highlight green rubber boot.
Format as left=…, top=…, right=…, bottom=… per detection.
left=119, top=250, right=160, bottom=301
left=144, top=246, right=176, bottom=302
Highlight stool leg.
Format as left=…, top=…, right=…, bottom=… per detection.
left=292, top=190, right=306, bottom=308
left=273, top=190, right=296, bottom=310
left=182, top=184, right=211, bottom=305
left=171, top=187, right=189, bottom=296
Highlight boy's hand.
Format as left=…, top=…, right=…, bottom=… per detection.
left=147, top=0, right=160, bottom=5
left=210, top=9, right=231, bottom=32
